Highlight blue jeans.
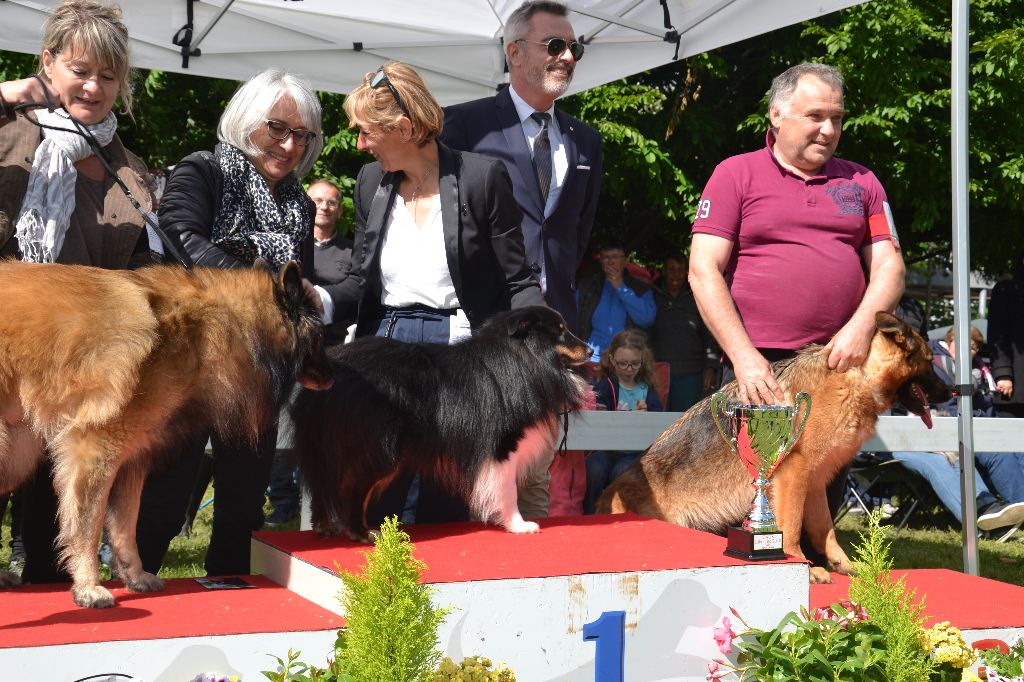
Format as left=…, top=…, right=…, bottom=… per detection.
left=366, top=307, right=467, bottom=525
left=374, top=308, right=452, bottom=344
left=584, top=451, right=641, bottom=514
left=976, top=451, right=1024, bottom=503
left=894, top=451, right=994, bottom=523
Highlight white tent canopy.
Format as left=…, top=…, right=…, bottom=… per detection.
left=2, top=0, right=866, bottom=105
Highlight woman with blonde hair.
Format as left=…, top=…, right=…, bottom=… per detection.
left=321, top=62, right=545, bottom=524
left=320, top=61, right=544, bottom=344
left=0, top=0, right=159, bottom=587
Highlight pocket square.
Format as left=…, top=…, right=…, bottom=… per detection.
left=576, top=164, right=591, bottom=170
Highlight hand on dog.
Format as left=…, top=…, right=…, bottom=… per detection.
left=824, top=317, right=874, bottom=373
left=734, top=352, right=784, bottom=405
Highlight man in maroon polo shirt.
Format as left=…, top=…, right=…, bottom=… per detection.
left=689, top=62, right=906, bottom=406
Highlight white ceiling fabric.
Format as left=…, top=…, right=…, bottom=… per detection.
left=1, top=0, right=868, bottom=104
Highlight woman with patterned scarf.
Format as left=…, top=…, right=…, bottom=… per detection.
left=133, top=69, right=324, bottom=579
left=0, top=0, right=157, bottom=586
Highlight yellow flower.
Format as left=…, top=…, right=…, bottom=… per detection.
left=960, top=669, right=983, bottom=682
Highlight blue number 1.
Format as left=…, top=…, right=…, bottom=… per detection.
left=583, top=610, right=625, bottom=682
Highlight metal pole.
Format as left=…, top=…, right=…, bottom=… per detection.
left=952, top=0, right=979, bottom=576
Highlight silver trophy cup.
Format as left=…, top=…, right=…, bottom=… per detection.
left=711, top=391, right=811, bottom=559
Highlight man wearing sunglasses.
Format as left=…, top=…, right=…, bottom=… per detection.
left=442, top=0, right=602, bottom=522
left=442, top=0, right=602, bottom=338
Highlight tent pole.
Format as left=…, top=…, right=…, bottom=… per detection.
left=191, top=0, right=237, bottom=52
left=952, top=0, right=978, bottom=576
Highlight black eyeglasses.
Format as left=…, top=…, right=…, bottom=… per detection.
left=614, top=360, right=642, bottom=370
left=370, top=67, right=412, bottom=121
left=516, top=37, right=585, bottom=61
left=265, top=119, right=317, bottom=147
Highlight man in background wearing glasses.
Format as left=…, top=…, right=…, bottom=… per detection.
left=442, top=0, right=602, bottom=337
left=306, top=179, right=355, bottom=342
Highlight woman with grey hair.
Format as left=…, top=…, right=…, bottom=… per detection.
left=134, top=68, right=323, bottom=578
left=161, top=68, right=323, bottom=269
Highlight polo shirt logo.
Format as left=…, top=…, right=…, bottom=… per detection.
left=825, top=180, right=865, bottom=216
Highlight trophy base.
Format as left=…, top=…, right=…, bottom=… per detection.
left=724, top=526, right=786, bottom=561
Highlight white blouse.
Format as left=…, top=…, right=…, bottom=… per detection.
left=380, top=194, right=460, bottom=310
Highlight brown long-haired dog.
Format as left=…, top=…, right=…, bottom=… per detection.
left=597, top=312, right=950, bottom=583
left=0, top=261, right=332, bottom=608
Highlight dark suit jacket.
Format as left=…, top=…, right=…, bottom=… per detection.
left=323, top=140, right=545, bottom=338
left=441, top=87, right=602, bottom=332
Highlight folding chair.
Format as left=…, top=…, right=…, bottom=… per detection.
left=838, top=453, right=954, bottom=530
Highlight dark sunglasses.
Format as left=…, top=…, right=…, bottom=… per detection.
left=516, top=37, right=585, bottom=61
left=370, top=67, right=412, bottom=120
left=265, top=119, right=317, bottom=147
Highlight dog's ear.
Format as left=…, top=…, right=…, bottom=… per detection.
left=876, top=310, right=923, bottom=351
left=876, top=310, right=908, bottom=340
left=506, top=310, right=535, bottom=338
left=277, top=260, right=304, bottom=298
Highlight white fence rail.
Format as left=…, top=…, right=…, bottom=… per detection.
left=560, top=414, right=1024, bottom=453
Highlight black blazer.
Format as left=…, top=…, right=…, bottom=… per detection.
left=441, top=87, right=603, bottom=333
left=323, top=140, right=546, bottom=338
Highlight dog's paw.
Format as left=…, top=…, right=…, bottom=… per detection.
left=830, top=560, right=856, bottom=577
left=125, top=571, right=164, bottom=593
left=0, top=570, right=22, bottom=588
left=314, top=519, right=342, bottom=537
left=72, top=584, right=116, bottom=609
left=808, top=566, right=834, bottom=584
left=507, top=518, right=540, bottom=534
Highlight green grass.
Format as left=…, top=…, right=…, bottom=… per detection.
left=1, top=492, right=1021, bottom=585
left=836, top=513, right=1024, bottom=587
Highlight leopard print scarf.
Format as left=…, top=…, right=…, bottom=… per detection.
left=211, top=143, right=311, bottom=268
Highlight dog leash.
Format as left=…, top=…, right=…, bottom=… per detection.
left=13, top=75, right=196, bottom=276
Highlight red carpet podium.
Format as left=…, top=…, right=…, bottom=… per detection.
left=2, top=514, right=1022, bottom=681
left=252, top=513, right=809, bottom=680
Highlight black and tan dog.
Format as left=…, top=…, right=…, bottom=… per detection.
left=0, top=261, right=332, bottom=607
left=292, top=306, right=591, bottom=541
left=597, top=312, right=949, bottom=583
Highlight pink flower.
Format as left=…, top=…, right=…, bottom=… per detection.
left=706, top=659, right=728, bottom=680
left=713, top=616, right=737, bottom=654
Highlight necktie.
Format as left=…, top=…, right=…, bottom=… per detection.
left=531, top=112, right=552, bottom=204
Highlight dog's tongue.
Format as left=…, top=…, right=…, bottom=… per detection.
left=912, top=383, right=933, bottom=429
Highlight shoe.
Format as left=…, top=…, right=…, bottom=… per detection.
left=7, top=556, right=24, bottom=578
left=878, top=502, right=899, bottom=520
left=977, top=500, right=1024, bottom=531
left=264, top=507, right=298, bottom=527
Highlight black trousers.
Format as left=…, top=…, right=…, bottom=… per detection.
left=136, top=427, right=276, bottom=577
left=20, top=460, right=69, bottom=584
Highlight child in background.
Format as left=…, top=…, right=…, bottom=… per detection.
left=584, top=330, right=663, bottom=513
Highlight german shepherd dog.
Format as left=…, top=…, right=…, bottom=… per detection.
left=292, top=306, right=591, bottom=540
left=0, top=261, right=332, bottom=607
left=597, top=312, right=950, bottom=583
